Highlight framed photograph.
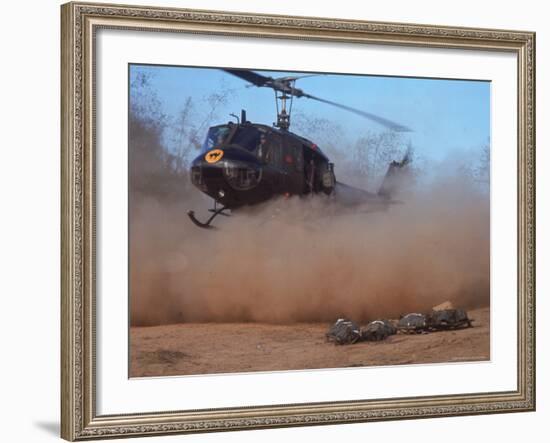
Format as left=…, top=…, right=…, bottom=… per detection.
left=61, top=1, right=536, bottom=440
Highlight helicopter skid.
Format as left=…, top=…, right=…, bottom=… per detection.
left=187, top=206, right=230, bottom=229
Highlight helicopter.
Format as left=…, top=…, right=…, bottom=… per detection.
left=187, top=68, right=412, bottom=229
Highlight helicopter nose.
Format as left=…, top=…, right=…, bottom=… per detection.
left=221, top=160, right=262, bottom=191
left=191, top=156, right=262, bottom=193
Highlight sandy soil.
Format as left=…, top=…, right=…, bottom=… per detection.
left=130, top=307, right=489, bottom=377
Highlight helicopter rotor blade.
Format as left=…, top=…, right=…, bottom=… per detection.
left=224, top=68, right=303, bottom=96
left=222, top=68, right=412, bottom=132
left=222, top=69, right=272, bottom=87
left=302, top=93, right=412, bottom=132
left=275, top=74, right=322, bottom=82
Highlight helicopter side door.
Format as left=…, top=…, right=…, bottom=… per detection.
left=260, top=132, right=283, bottom=193
left=280, top=136, right=304, bottom=195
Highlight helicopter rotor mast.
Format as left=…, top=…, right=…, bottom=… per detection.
left=222, top=68, right=412, bottom=132
left=274, top=89, right=294, bottom=130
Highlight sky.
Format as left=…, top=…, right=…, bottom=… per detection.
left=129, top=64, right=490, bottom=163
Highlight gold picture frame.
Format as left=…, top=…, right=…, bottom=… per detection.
left=61, top=1, right=536, bottom=440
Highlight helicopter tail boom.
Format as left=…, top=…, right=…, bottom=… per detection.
left=377, top=148, right=412, bottom=199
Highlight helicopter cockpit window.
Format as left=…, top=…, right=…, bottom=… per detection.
left=231, top=127, right=262, bottom=153
left=201, top=125, right=231, bottom=152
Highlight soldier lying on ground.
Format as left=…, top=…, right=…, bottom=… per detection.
left=326, top=318, right=361, bottom=345
left=361, top=320, right=397, bottom=341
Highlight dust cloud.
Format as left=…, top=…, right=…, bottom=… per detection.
left=130, top=166, right=490, bottom=326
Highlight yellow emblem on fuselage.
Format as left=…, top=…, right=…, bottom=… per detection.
left=205, top=149, right=224, bottom=164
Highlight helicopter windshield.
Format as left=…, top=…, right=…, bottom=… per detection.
left=201, top=125, right=231, bottom=152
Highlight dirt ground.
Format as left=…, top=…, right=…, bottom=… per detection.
left=130, top=307, right=489, bottom=377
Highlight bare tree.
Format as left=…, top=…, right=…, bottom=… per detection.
left=292, top=112, right=346, bottom=154
left=474, top=140, right=490, bottom=189
left=129, top=72, right=234, bottom=202
left=169, top=88, right=232, bottom=174
left=351, top=131, right=406, bottom=189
